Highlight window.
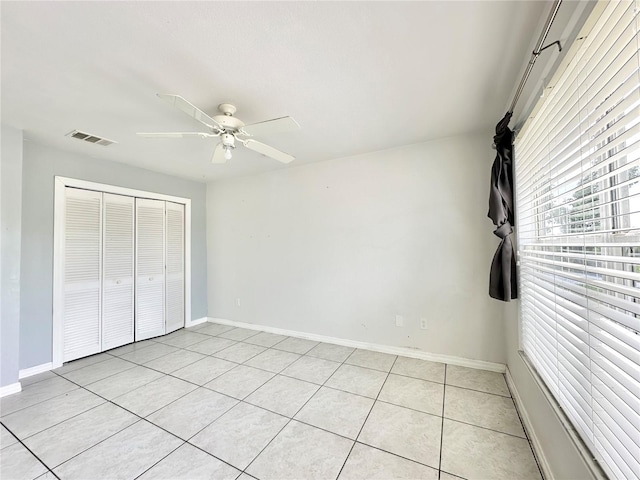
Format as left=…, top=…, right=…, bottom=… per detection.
left=515, top=2, right=640, bottom=479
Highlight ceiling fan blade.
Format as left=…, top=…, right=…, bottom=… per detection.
left=244, top=139, right=294, bottom=164
left=157, top=94, right=221, bottom=131
left=137, top=132, right=216, bottom=138
left=241, top=116, right=300, bottom=137
left=211, top=143, right=227, bottom=164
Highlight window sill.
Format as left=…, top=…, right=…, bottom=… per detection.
left=516, top=350, right=608, bottom=480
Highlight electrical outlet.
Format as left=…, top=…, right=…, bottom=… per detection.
left=420, top=318, right=428, bottom=330
left=395, top=315, right=404, bottom=327
left=236, top=298, right=241, bottom=307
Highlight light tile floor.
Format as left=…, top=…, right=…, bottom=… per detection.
left=0, top=322, right=543, bottom=480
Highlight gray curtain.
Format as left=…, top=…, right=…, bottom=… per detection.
left=488, top=112, right=517, bottom=301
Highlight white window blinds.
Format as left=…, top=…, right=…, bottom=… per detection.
left=515, top=2, right=640, bottom=479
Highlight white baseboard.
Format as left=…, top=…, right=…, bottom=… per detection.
left=0, top=382, right=22, bottom=398
left=506, top=367, right=552, bottom=480
left=207, top=317, right=506, bottom=373
left=19, top=362, right=54, bottom=379
left=185, top=316, right=208, bottom=329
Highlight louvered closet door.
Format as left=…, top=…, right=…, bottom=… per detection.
left=102, top=193, right=134, bottom=350
left=63, top=188, right=102, bottom=362
left=135, top=198, right=166, bottom=340
left=165, top=202, right=185, bottom=333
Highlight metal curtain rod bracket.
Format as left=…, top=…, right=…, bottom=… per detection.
left=508, top=0, right=563, bottom=114
left=535, top=40, right=562, bottom=56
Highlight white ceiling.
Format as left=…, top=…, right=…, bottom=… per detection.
left=1, top=1, right=552, bottom=182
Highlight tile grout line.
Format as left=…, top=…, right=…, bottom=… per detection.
left=5, top=360, right=142, bottom=419
left=68, top=362, right=176, bottom=404
left=127, top=394, right=261, bottom=480
left=272, top=358, right=512, bottom=400
left=335, top=354, right=400, bottom=480
left=237, top=363, right=325, bottom=474
left=10, top=350, right=117, bottom=391
left=129, top=435, right=197, bottom=480
left=154, top=336, right=215, bottom=350
left=177, top=365, right=286, bottom=474
left=504, top=371, right=546, bottom=480
left=199, top=361, right=269, bottom=393
left=212, top=344, right=274, bottom=365
left=106, top=338, right=158, bottom=357
left=22, top=323, right=493, bottom=390
left=230, top=407, right=289, bottom=473
left=131, top=343, right=188, bottom=359
left=150, top=339, right=326, bottom=476
left=438, top=364, right=448, bottom=479
left=44, top=374, right=239, bottom=477
left=127, top=414, right=240, bottom=479
left=44, top=418, right=147, bottom=473
left=3, top=330, right=247, bottom=477
left=439, top=469, right=467, bottom=480
left=440, top=382, right=511, bottom=398
left=243, top=333, right=290, bottom=350
left=7, top=325, right=519, bottom=480
left=0, top=421, right=61, bottom=480
left=41, top=345, right=378, bottom=478
left=129, top=421, right=185, bottom=480
left=134, top=347, right=211, bottom=372
left=61, top=343, right=509, bottom=403
left=6, top=399, right=115, bottom=445
left=106, top=377, right=223, bottom=420
left=182, top=405, right=449, bottom=477
left=436, top=416, right=529, bottom=441
left=193, top=325, right=524, bottom=476
left=354, top=438, right=444, bottom=473
left=252, top=370, right=526, bottom=441
left=13, top=339, right=507, bottom=438
left=55, top=358, right=140, bottom=391
left=57, top=350, right=117, bottom=369
left=38, top=376, right=166, bottom=472
left=116, top=335, right=251, bottom=480
left=269, top=339, right=320, bottom=355
left=233, top=334, right=510, bottom=399
left=216, top=330, right=262, bottom=343
left=181, top=353, right=300, bottom=445
left=239, top=344, right=370, bottom=477
left=16, top=354, right=107, bottom=388
left=18, top=326, right=502, bottom=396
left=81, top=348, right=249, bottom=404
left=181, top=445, right=247, bottom=480
left=270, top=348, right=517, bottom=441
left=0, top=386, right=83, bottom=418
left=185, top=341, right=241, bottom=356
left=138, top=356, right=234, bottom=385
left=59, top=342, right=256, bottom=412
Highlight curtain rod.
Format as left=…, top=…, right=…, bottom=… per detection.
left=509, top=0, right=563, bottom=114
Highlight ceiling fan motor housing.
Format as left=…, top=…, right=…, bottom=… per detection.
left=218, top=103, right=237, bottom=115
left=213, top=103, right=245, bottom=131
left=213, top=115, right=245, bottom=131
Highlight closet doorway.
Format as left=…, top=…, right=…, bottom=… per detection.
left=52, top=177, right=191, bottom=367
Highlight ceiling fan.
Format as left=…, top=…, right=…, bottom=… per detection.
left=138, top=94, right=300, bottom=164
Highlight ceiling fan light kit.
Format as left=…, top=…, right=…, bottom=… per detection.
left=138, top=94, right=300, bottom=165
left=221, top=133, right=235, bottom=160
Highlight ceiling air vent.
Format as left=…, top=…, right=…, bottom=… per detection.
left=65, top=130, right=117, bottom=146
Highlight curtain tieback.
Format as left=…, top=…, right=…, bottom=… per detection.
left=493, top=221, right=513, bottom=239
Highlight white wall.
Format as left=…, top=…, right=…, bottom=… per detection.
left=1, top=125, right=23, bottom=388
left=207, top=133, right=505, bottom=364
